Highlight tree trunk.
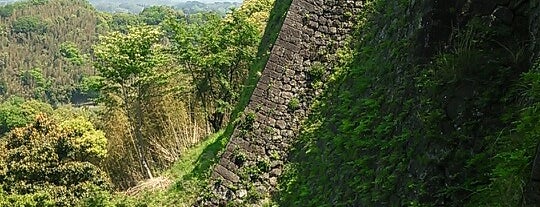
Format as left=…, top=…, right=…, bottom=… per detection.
left=123, top=86, right=153, bottom=180
left=134, top=95, right=153, bottom=179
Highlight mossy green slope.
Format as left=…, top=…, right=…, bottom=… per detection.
left=277, top=0, right=538, bottom=206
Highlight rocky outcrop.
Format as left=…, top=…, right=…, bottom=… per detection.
left=203, top=0, right=361, bottom=205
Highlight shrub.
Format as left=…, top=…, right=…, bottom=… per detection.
left=287, top=98, right=300, bottom=111
left=307, top=62, right=325, bottom=81
left=0, top=114, right=110, bottom=206
left=0, top=97, right=53, bottom=135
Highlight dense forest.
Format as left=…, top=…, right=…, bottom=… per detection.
left=0, top=0, right=273, bottom=205
left=1, top=0, right=540, bottom=206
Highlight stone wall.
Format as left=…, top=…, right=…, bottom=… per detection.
left=203, top=0, right=362, bottom=205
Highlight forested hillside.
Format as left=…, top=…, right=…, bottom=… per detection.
left=0, top=0, right=274, bottom=206
left=0, top=0, right=241, bottom=105
left=0, top=0, right=102, bottom=104
left=2, top=0, right=540, bottom=206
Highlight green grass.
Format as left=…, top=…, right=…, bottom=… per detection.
left=111, top=131, right=226, bottom=206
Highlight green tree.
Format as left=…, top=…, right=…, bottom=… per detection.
left=0, top=114, right=109, bottom=206
left=0, top=97, right=53, bottom=135
left=140, top=5, right=182, bottom=25
left=105, top=13, right=143, bottom=33
left=168, top=11, right=259, bottom=131
left=60, top=41, right=85, bottom=66
left=78, top=75, right=104, bottom=102
left=0, top=4, right=14, bottom=18
left=11, top=16, right=48, bottom=34
left=94, top=26, right=171, bottom=179
left=19, top=68, right=53, bottom=101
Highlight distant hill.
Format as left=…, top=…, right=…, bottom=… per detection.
left=0, top=0, right=104, bottom=104
left=0, top=0, right=241, bottom=105
left=174, top=1, right=240, bottom=15
left=1, top=0, right=242, bottom=14
left=90, top=0, right=241, bottom=14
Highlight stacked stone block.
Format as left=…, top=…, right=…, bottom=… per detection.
left=205, top=0, right=363, bottom=205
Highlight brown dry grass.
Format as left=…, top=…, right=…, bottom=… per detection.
left=124, top=176, right=173, bottom=196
